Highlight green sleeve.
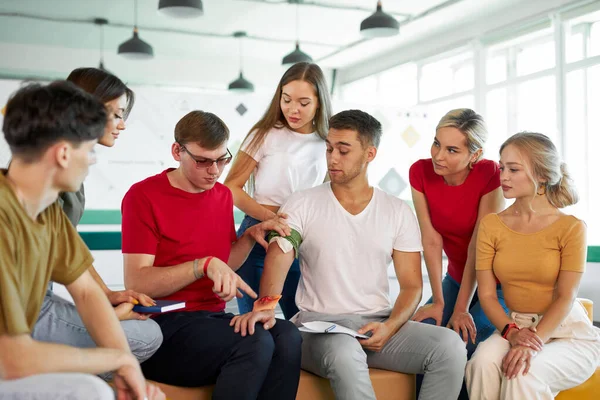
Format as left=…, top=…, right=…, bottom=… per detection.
left=267, top=228, right=303, bottom=259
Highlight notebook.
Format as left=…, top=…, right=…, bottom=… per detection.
left=298, top=321, right=372, bottom=339
left=132, top=300, right=186, bottom=313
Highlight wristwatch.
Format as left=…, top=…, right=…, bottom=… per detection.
left=501, top=322, right=519, bottom=339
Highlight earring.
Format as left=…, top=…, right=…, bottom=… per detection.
left=537, top=182, right=546, bottom=196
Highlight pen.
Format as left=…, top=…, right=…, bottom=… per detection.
left=325, top=324, right=336, bottom=333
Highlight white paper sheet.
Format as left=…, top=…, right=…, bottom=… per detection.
left=298, top=321, right=371, bottom=339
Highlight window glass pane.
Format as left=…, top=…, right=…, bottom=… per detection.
left=484, top=88, right=508, bottom=160
left=420, top=61, right=453, bottom=102
left=591, top=21, right=600, bottom=58
left=515, top=76, right=558, bottom=149
left=379, top=63, right=418, bottom=108
left=516, top=39, right=555, bottom=76
left=563, top=64, right=600, bottom=244
left=420, top=52, right=473, bottom=102
left=454, top=64, right=474, bottom=92
left=585, top=64, right=600, bottom=244
left=564, top=69, right=587, bottom=228
left=341, top=75, right=378, bottom=105
left=565, top=29, right=585, bottom=63
left=423, top=95, right=475, bottom=127
left=486, top=53, right=507, bottom=84
left=565, top=10, right=600, bottom=60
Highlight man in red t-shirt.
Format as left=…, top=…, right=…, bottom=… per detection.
left=121, top=110, right=302, bottom=399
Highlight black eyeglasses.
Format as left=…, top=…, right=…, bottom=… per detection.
left=178, top=143, right=233, bottom=170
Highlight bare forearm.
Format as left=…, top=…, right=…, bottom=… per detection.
left=2, top=342, right=128, bottom=379
left=386, top=287, right=422, bottom=331
left=126, top=260, right=201, bottom=298
left=72, top=283, right=129, bottom=352
left=229, top=231, right=255, bottom=270
left=423, top=243, right=444, bottom=304
left=455, top=269, right=476, bottom=313
left=455, top=260, right=477, bottom=312
left=455, top=235, right=478, bottom=311
left=534, top=296, right=575, bottom=342
left=259, top=243, right=294, bottom=297
left=87, top=265, right=111, bottom=295
left=229, top=186, right=275, bottom=222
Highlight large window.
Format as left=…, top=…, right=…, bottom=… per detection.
left=564, top=8, right=600, bottom=244
left=338, top=52, right=475, bottom=203
left=338, top=5, right=600, bottom=244
left=483, top=26, right=558, bottom=155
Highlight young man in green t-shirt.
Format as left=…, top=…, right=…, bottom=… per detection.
left=0, top=82, right=163, bottom=400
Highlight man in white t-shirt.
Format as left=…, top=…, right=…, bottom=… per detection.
left=231, top=110, right=467, bottom=400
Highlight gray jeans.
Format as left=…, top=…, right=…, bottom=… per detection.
left=293, top=310, right=467, bottom=400
left=0, top=373, right=114, bottom=400
left=32, top=292, right=163, bottom=376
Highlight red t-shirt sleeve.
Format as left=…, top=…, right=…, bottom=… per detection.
left=409, top=160, right=425, bottom=193
left=121, top=184, right=160, bottom=255
left=481, top=161, right=501, bottom=196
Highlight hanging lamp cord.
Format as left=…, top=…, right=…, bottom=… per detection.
left=100, top=24, right=104, bottom=63
left=239, top=36, right=243, bottom=73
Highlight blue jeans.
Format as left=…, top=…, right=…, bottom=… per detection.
left=33, top=291, right=163, bottom=380
left=421, top=273, right=508, bottom=358
left=235, top=215, right=300, bottom=319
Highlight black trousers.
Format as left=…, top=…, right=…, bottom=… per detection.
left=141, top=311, right=302, bottom=400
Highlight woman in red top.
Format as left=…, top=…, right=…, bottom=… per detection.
left=410, top=108, right=506, bottom=358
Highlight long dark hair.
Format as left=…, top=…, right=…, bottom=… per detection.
left=66, top=67, right=134, bottom=118
left=241, top=62, right=332, bottom=157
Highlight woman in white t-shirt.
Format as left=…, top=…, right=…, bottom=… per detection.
left=225, top=62, right=332, bottom=319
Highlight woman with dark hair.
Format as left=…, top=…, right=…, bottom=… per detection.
left=225, top=62, right=332, bottom=319
left=54, top=68, right=135, bottom=223
left=32, top=67, right=163, bottom=370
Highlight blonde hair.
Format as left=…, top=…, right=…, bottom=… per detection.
left=500, top=132, right=578, bottom=208
left=436, top=108, right=487, bottom=166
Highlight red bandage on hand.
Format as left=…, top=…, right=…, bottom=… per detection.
left=253, top=295, right=282, bottom=312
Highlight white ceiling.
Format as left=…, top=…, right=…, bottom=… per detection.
left=0, top=0, right=583, bottom=88
left=0, top=0, right=454, bottom=63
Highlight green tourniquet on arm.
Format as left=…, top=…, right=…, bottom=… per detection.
left=267, top=229, right=303, bottom=259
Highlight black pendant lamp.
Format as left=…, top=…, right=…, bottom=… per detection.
left=282, top=4, right=312, bottom=66
left=228, top=31, right=254, bottom=92
left=282, top=42, right=312, bottom=65
left=118, top=0, right=154, bottom=59
left=158, top=0, right=203, bottom=18
left=94, top=18, right=110, bottom=71
left=360, top=1, right=400, bottom=38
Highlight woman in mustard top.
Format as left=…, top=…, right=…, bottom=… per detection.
left=466, top=132, right=600, bottom=399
